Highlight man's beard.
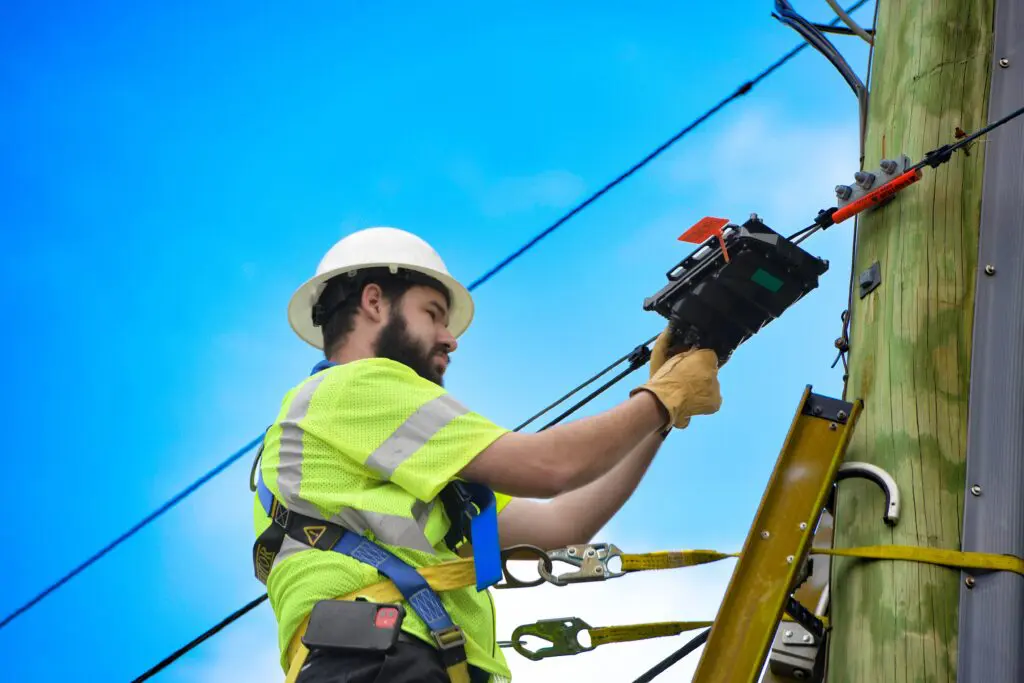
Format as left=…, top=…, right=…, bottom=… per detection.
left=375, top=311, right=447, bottom=386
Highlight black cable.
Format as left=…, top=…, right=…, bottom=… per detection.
left=465, top=0, right=871, bottom=293
left=811, top=23, right=874, bottom=37
left=913, top=101, right=1024, bottom=171
left=514, top=334, right=658, bottom=431
left=773, top=1, right=865, bottom=98
left=629, top=627, right=711, bottom=683
left=841, top=0, right=880, bottom=402
left=787, top=101, right=1024, bottom=247
left=538, top=354, right=651, bottom=431
left=786, top=221, right=819, bottom=242
left=0, top=433, right=265, bottom=631
left=131, top=594, right=269, bottom=682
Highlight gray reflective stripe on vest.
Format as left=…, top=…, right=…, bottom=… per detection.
left=273, top=536, right=311, bottom=569
left=273, top=369, right=437, bottom=555
left=272, top=500, right=439, bottom=569
left=365, top=394, right=469, bottom=477
left=275, top=373, right=328, bottom=511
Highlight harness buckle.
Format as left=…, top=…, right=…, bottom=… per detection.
left=432, top=625, right=467, bottom=652
left=432, top=624, right=469, bottom=673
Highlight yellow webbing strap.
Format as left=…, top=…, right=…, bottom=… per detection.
left=588, top=620, right=714, bottom=647
left=284, top=559, right=478, bottom=683
left=588, top=613, right=829, bottom=648
left=620, top=549, right=738, bottom=572
left=815, top=545, right=1024, bottom=575
left=618, top=545, right=1024, bottom=576
left=282, top=543, right=1023, bottom=678
left=506, top=614, right=829, bottom=660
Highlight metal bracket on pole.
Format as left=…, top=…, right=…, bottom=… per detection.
left=834, top=154, right=913, bottom=212
left=768, top=619, right=826, bottom=682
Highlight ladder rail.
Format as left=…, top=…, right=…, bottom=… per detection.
left=692, top=386, right=862, bottom=683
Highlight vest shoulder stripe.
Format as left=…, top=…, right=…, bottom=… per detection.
left=365, top=394, right=469, bottom=477
left=275, top=372, right=330, bottom=516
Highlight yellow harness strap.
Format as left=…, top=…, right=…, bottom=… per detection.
left=505, top=614, right=831, bottom=661
left=620, top=549, right=739, bottom=572
left=282, top=543, right=1023, bottom=678
left=589, top=612, right=828, bottom=649
left=284, top=559, right=479, bottom=683
left=616, top=545, right=1024, bottom=577
left=588, top=620, right=714, bottom=647
left=815, top=545, right=1024, bottom=575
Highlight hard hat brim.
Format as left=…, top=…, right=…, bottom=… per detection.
left=287, top=262, right=475, bottom=350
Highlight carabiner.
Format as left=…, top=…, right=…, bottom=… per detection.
left=505, top=617, right=595, bottom=660
left=493, top=544, right=554, bottom=589
left=539, top=543, right=626, bottom=586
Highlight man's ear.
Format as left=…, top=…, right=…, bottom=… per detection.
left=360, top=283, right=386, bottom=324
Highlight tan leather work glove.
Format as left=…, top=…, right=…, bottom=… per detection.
left=631, top=348, right=722, bottom=430
left=648, top=325, right=689, bottom=378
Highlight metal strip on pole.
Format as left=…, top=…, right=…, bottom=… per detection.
left=957, top=1, right=1024, bottom=680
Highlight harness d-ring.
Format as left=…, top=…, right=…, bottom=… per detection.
left=494, top=545, right=554, bottom=589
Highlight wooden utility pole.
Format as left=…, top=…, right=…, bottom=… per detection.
left=828, top=1, right=996, bottom=682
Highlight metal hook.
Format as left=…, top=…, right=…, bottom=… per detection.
left=505, top=617, right=594, bottom=660
left=835, top=461, right=901, bottom=525
left=539, top=543, right=626, bottom=586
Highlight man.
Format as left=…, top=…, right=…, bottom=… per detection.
left=252, top=227, right=722, bottom=683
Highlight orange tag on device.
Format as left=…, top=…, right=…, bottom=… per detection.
left=679, top=217, right=731, bottom=262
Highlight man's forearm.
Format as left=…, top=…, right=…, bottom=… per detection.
left=497, top=430, right=667, bottom=549
left=535, top=390, right=666, bottom=492
left=546, top=430, right=665, bottom=544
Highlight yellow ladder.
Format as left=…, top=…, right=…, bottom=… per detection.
left=692, top=386, right=861, bottom=683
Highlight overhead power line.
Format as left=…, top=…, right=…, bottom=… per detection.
left=2, top=0, right=872, bottom=637
left=131, top=595, right=269, bottom=683
left=0, top=434, right=265, bottom=631
left=466, top=0, right=871, bottom=291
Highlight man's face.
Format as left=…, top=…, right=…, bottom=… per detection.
left=374, top=284, right=457, bottom=386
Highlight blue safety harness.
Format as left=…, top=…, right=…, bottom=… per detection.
left=251, top=360, right=502, bottom=679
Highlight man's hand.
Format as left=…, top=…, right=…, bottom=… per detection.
left=632, top=348, right=722, bottom=429
left=648, top=325, right=683, bottom=377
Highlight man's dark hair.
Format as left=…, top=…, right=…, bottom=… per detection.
left=315, top=268, right=449, bottom=358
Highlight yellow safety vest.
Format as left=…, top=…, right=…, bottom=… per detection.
left=252, top=358, right=514, bottom=680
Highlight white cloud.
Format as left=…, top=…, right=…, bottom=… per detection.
left=663, top=106, right=859, bottom=225
left=620, top=106, right=860, bottom=263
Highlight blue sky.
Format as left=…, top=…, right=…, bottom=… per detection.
left=0, top=1, right=875, bottom=680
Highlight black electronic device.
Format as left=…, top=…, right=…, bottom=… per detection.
left=301, top=599, right=406, bottom=654
left=643, top=215, right=829, bottom=363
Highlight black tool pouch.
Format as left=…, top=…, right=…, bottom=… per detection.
left=301, top=600, right=406, bottom=654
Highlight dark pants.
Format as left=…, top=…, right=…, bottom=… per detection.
left=295, top=635, right=490, bottom=683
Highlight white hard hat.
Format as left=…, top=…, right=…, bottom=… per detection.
left=288, top=227, right=475, bottom=349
